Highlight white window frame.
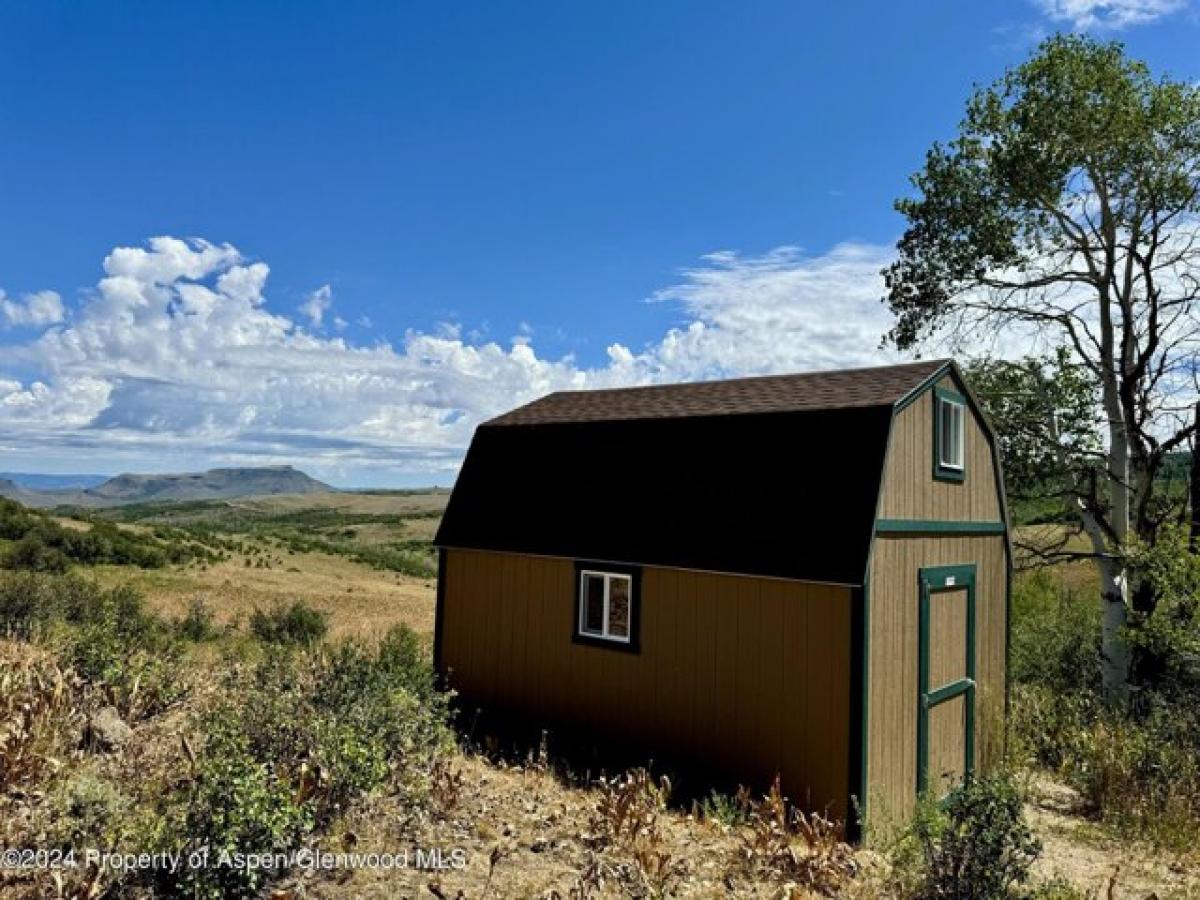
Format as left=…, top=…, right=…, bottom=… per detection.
left=577, top=569, right=633, bottom=644
left=938, top=395, right=965, bottom=471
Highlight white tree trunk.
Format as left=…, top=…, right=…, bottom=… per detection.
left=1098, top=556, right=1131, bottom=703
left=1102, top=392, right=1132, bottom=704
left=1051, top=386, right=1132, bottom=703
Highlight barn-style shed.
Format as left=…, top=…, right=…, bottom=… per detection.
left=433, top=359, right=1010, bottom=835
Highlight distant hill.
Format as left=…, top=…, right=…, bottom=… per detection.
left=86, top=466, right=333, bottom=503
left=1, top=466, right=335, bottom=508
left=0, top=477, right=44, bottom=505
left=0, top=472, right=109, bottom=490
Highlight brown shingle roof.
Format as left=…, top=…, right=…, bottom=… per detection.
left=486, top=359, right=950, bottom=426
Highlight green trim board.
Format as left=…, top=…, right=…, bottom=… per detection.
left=926, top=679, right=973, bottom=706
left=916, top=564, right=976, bottom=796
left=875, top=519, right=1005, bottom=535
left=932, top=386, right=967, bottom=483
left=893, top=361, right=952, bottom=413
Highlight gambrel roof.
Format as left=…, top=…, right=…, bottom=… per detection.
left=435, top=359, right=954, bottom=585
left=486, top=360, right=948, bottom=426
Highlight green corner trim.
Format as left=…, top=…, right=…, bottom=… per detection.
left=916, top=564, right=977, bottom=796
left=875, top=519, right=1006, bottom=535
left=932, top=386, right=967, bottom=484
left=893, top=362, right=953, bottom=413
left=859, top=577, right=870, bottom=823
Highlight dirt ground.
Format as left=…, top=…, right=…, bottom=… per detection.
left=1026, top=778, right=1199, bottom=899
left=272, top=756, right=1200, bottom=899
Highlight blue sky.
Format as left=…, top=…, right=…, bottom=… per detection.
left=1, top=0, right=1197, bottom=486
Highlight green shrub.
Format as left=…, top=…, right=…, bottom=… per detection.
left=171, top=710, right=314, bottom=899
left=1010, top=571, right=1098, bottom=695
left=0, top=572, right=187, bottom=718
left=698, top=788, right=752, bottom=827
left=3, top=532, right=71, bottom=573
left=67, top=588, right=187, bottom=719
left=249, top=601, right=328, bottom=646
left=0, top=572, right=151, bottom=638
left=165, top=637, right=450, bottom=897
left=351, top=543, right=437, bottom=577
left=900, top=774, right=1040, bottom=900
left=44, top=773, right=132, bottom=850
left=1008, top=684, right=1096, bottom=771
left=0, top=573, right=188, bottom=718
left=1010, top=552, right=1200, bottom=849
left=373, top=624, right=438, bottom=702
left=1026, top=877, right=1087, bottom=900
left=0, top=571, right=67, bottom=636
left=1066, top=704, right=1200, bottom=849
left=178, top=596, right=219, bottom=642
left=0, top=497, right=211, bottom=571
left=1125, top=524, right=1200, bottom=697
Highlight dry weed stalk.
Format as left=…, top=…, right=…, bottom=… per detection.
left=737, top=777, right=858, bottom=897
left=0, top=646, right=80, bottom=795
left=587, top=769, right=669, bottom=848
left=586, top=769, right=689, bottom=898
left=430, top=756, right=465, bottom=814
left=540, top=852, right=610, bottom=900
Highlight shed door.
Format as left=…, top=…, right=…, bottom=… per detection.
left=917, top=564, right=976, bottom=797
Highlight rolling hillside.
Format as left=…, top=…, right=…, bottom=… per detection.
left=86, top=465, right=332, bottom=503
left=3, top=466, right=335, bottom=507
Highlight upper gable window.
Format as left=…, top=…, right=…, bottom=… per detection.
left=934, top=388, right=966, bottom=482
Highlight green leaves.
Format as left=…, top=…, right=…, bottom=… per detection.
left=910, top=774, right=1041, bottom=900
left=169, top=631, right=451, bottom=898
left=884, top=34, right=1200, bottom=350
left=963, top=352, right=1100, bottom=515
left=1125, top=524, right=1200, bottom=694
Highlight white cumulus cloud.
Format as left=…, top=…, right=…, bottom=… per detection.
left=0, top=236, right=910, bottom=481
left=1032, top=0, right=1187, bottom=29
left=1, top=290, right=65, bottom=328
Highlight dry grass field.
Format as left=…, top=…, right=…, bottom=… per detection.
left=88, top=552, right=437, bottom=642
left=2, top=495, right=1198, bottom=899
left=82, top=489, right=447, bottom=641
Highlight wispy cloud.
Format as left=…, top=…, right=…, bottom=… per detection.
left=299, top=284, right=333, bottom=327
left=0, top=236, right=907, bottom=481
left=1, top=290, right=65, bottom=328
left=1031, top=0, right=1187, bottom=29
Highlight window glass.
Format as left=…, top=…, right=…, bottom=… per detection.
left=939, top=398, right=964, bottom=470
left=582, top=574, right=605, bottom=634
left=577, top=569, right=635, bottom=645
left=940, top=403, right=951, bottom=463
left=608, top=576, right=630, bottom=637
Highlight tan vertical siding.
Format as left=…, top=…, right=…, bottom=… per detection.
left=927, top=695, right=968, bottom=797
left=441, top=549, right=854, bottom=820
left=866, top=534, right=1007, bottom=823
left=878, top=375, right=1002, bottom=521
left=928, top=589, right=969, bottom=687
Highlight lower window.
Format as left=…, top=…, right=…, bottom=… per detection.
left=577, top=568, right=636, bottom=646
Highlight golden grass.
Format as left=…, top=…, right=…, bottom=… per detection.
left=225, top=488, right=449, bottom=517
left=43, top=489, right=451, bottom=642
left=87, top=550, right=437, bottom=643
left=1013, top=524, right=1101, bottom=594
